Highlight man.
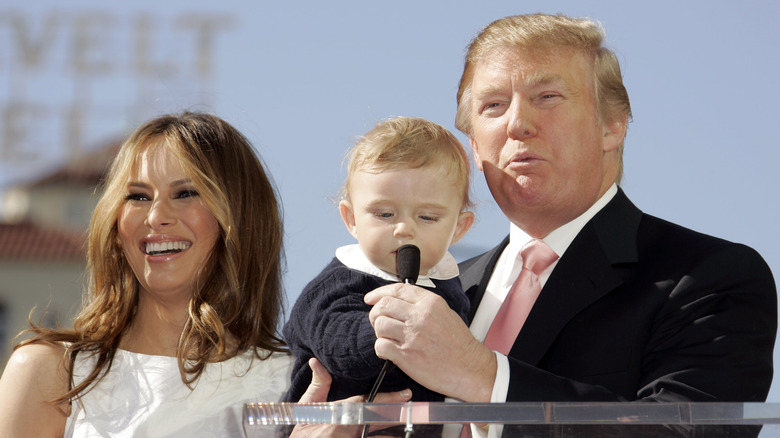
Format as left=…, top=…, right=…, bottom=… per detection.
left=364, top=12, right=776, bottom=430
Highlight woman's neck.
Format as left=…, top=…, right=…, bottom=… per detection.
left=120, top=295, right=189, bottom=357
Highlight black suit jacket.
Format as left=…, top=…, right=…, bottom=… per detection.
left=459, top=189, right=777, bottom=402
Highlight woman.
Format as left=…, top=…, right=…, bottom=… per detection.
left=0, top=112, right=293, bottom=436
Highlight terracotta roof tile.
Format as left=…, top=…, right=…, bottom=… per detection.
left=31, top=140, right=120, bottom=187
left=0, top=223, right=86, bottom=262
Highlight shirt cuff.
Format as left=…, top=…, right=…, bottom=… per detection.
left=490, top=351, right=510, bottom=403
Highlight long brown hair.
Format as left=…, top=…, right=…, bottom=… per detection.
left=17, top=111, right=287, bottom=403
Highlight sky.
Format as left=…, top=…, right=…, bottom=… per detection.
left=2, top=0, right=780, bottom=401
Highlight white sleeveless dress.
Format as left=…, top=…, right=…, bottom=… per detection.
left=64, top=348, right=294, bottom=437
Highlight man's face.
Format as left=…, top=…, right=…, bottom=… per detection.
left=468, top=46, right=624, bottom=237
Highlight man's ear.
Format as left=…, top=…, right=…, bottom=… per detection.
left=469, top=137, right=484, bottom=172
left=602, top=116, right=628, bottom=153
left=450, top=211, right=475, bottom=245
left=339, top=200, right=359, bottom=239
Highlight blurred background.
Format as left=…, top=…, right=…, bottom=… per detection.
left=1, top=0, right=778, bottom=400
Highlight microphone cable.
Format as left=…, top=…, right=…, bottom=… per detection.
left=362, top=244, right=419, bottom=438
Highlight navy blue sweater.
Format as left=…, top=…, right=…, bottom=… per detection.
left=283, top=257, right=469, bottom=402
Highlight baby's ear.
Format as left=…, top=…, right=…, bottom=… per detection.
left=451, top=211, right=475, bottom=245
left=339, top=200, right=359, bottom=239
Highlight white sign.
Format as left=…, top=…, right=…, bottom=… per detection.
left=0, top=8, right=233, bottom=188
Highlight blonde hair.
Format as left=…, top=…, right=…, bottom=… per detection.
left=343, top=116, right=472, bottom=209
left=455, top=13, right=632, bottom=182
left=18, top=112, right=286, bottom=403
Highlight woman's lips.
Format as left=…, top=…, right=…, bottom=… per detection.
left=144, top=240, right=192, bottom=256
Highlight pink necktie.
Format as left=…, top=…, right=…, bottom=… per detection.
left=460, top=241, right=558, bottom=438
left=483, top=239, right=558, bottom=355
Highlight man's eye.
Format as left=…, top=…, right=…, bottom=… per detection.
left=537, top=93, right=563, bottom=104
left=479, top=101, right=509, bottom=117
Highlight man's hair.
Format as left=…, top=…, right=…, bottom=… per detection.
left=343, top=116, right=472, bottom=209
left=455, top=13, right=632, bottom=181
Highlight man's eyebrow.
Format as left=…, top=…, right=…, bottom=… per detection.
left=525, top=71, right=567, bottom=88
left=472, top=72, right=568, bottom=100
left=472, top=83, right=507, bottom=100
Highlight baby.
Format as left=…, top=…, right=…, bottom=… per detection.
left=284, top=116, right=474, bottom=402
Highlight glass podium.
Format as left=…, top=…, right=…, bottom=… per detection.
left=243, top=402, right=780, bottom=437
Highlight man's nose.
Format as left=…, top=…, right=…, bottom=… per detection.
left=507, top=100, right=537, bottom=141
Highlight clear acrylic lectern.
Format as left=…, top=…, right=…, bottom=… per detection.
left=243, top=402, right=780, bottom=437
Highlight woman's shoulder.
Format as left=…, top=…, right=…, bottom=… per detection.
left=3, top=342, right=71, bottom=398
left=7, top=341, right=69, bottom=377
left=0, top=342, right=70, bottom=437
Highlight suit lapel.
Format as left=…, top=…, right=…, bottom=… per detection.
left=509, top=189, right=643, bottom=365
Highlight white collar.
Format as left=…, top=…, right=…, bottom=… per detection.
left=335, top=244, right=460, bottom=288
left=503, top=184, right=619, bottom=289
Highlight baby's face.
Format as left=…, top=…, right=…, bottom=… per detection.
left=340, top=165, right=472, bottom=276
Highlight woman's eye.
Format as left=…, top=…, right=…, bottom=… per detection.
left=176, top=189, right=200, bottom=199
left=125, top=192, right=150, bottom=201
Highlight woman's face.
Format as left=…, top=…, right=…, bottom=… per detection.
left=117, top=141, right=220, bottom=304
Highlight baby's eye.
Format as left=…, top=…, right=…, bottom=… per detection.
left=420, top=215, right=439, bottom=222
left=125, top=192, right=150, bottom=201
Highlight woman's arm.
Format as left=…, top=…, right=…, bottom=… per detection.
left=290, top=358, right=412, bottom=438
left=0, top=342, right=70, bottom=438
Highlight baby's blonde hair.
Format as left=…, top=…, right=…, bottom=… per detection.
left=343, top=116, right=472, bottom=209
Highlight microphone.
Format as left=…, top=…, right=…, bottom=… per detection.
left=396, top=244, right=421, bottom=285
left=363, top=245, right=420, bottom=438
left=365, top=244, right=420, bottom=403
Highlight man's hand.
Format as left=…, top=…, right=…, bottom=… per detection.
left=365, top=283, right=497, bottom=402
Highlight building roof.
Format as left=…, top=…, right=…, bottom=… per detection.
left=0, top=222, right=86, bottom=262
left=0, top=139, right=117, bottom=263
left=31, top=140, right=120, bottom=187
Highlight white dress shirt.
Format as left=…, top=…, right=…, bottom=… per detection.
left=452, top=184, right=618, bottom=438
